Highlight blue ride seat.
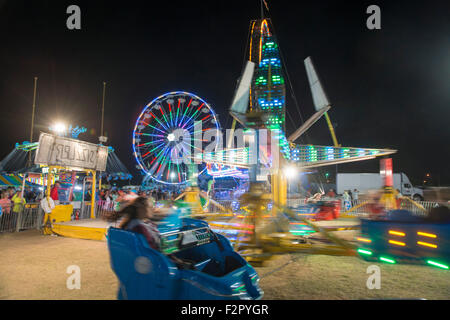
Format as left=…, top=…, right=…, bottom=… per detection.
left=108, top=227, right=178, bottom=300
left=107, top=224, right=263, bottom=300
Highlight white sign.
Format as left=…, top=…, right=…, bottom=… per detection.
left=35, top=133, right=108, bottom=171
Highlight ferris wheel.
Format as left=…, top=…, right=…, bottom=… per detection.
left=133, top=91, right=220, bottom=185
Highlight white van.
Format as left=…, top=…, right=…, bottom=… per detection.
left=336, top=173, right=424, bottom=201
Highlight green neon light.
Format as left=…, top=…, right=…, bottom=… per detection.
left=290, top=230, right=315, bottom=234
left=233, top=284, right=246, bottom=292
left=427, top=260, right=449, bottom=270
left=379, top=257, right=396, bottom=264
left=357, top=249, right=373, bottom=256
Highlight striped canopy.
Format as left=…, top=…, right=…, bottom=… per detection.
left=0, top=174, right=35, bottom=187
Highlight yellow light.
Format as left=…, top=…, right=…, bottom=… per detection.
left=417, top=232, right=437, bottom=238
left=249, top=20, right=256, bottom=59
left=357, top=237, right=372, bottom=243
left=258, top=19, right=270, bottom=63
left=417, top=241, right=437, bottom=248
left=389, top=240, right=406, bottom=246
left=389, top=230, right=405, bottom=237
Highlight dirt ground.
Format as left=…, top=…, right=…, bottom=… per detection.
left=1, top=230, right=449, bottom=300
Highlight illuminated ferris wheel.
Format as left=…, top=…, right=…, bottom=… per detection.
left=133, top=91, right=220, bottom=185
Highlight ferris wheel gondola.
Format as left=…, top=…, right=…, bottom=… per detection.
left=133, top=91, right=220, bottom=185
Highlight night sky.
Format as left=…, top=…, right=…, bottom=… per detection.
left=0, top=0, right=449, bottom=185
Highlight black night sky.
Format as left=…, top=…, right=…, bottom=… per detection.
left=0, top=0, right=449, bottom=185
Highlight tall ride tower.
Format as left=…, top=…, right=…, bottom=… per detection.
left=248, top=18, right=290, bottom=159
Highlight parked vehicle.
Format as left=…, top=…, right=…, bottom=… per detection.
left=337, top=173, right=423, bottom=201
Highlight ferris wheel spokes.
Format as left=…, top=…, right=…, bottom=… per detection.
left=133, top=91, right=220, bottom=185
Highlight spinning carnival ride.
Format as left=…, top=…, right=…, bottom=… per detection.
left=128, top=10, right=412, bottom=268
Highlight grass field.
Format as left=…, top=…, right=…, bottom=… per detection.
left=1, top=230, right=449, bottom=300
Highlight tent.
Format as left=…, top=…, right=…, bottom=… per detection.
left=0, top=173, right=37, bottom=187
left=0, top=144, right=132, bottom=181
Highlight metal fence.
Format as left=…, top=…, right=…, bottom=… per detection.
left=0, top=203, right=44, bottom=233
left=1, top=197, right=446, bottom=234
left=0, top=199, right=117, bottom=234
left=19, top=204, right=44, bottom=230
left=78, top=200, right=115, bottom=220
left=206, top=199, right=235, bottom=213
left=95, top=200, right=115, bottom=219
left=287, top=197, right=445, bottom=217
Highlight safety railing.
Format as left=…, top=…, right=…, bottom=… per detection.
left=0, top=199, right=117, bottom=234
left=0, top=203, right=17, bottom=233
left=339, top=199, right=440, bottom=217
left=95, top=200, right=115, bottom=219
left=339, top=200, right=375, bottom=218
left=0, top=203, right=44, bottom=233
left=77, top=199, right=116, bottom=220
left=287, top=197, right=445, bottom=218
left=19, top=204, right=44, bottom=230
left=79, top=202, right=94, bottom=220
left=1, top=197, right=445, bottom=235
left=286, top=198, right=308, bottom=208
left=206, top=199, right=235, bottom=213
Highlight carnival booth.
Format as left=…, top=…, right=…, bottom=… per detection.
left=33, top=133, right=109, bottom=236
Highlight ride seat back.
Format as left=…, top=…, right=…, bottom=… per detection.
left=107, top=227, right=177, bottom=299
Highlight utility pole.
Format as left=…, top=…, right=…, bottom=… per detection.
left=101, top=81, right=106, bottom=137
left=99, top=82, right=107, bottom=191
left=28, top=77, right=38, bottom=167
left=261, top=0, right=265, bottom=19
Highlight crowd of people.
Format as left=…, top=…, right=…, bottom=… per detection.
left=0, top=187, right=44, bottom=215
left=0, top=183, right=186, bottom=214
left=96, top=187, right=183, bottom=206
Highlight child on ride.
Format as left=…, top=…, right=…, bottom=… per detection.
left=105, top=196, right=197, bottom=269
left=107, top=196, right=161, bottom=250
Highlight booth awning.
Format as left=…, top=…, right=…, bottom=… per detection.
left=0, top=174, right=35, bottom=187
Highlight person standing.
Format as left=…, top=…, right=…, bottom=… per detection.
left=50, top=182, right=61, bottom=202
left=103, top=190, right=113, bottom=210
left=25, top=188, right=36, bottom=203
left=84, top=189, right=92, bottom=202
left=353, top=188, right=359, bottom=205
left=343, top=190, right=352, bottom=211
left=0, top=190, right=11, bottom=214
left=7, top=187, right=15, bottom=200
left=326, top=189, right=336, bottom=198
left=12, top=190, right=26, bottom=214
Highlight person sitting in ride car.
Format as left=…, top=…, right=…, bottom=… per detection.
left=105, top=197, right=195, bottom=269
left=106, top=196, right=160, bottom=250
